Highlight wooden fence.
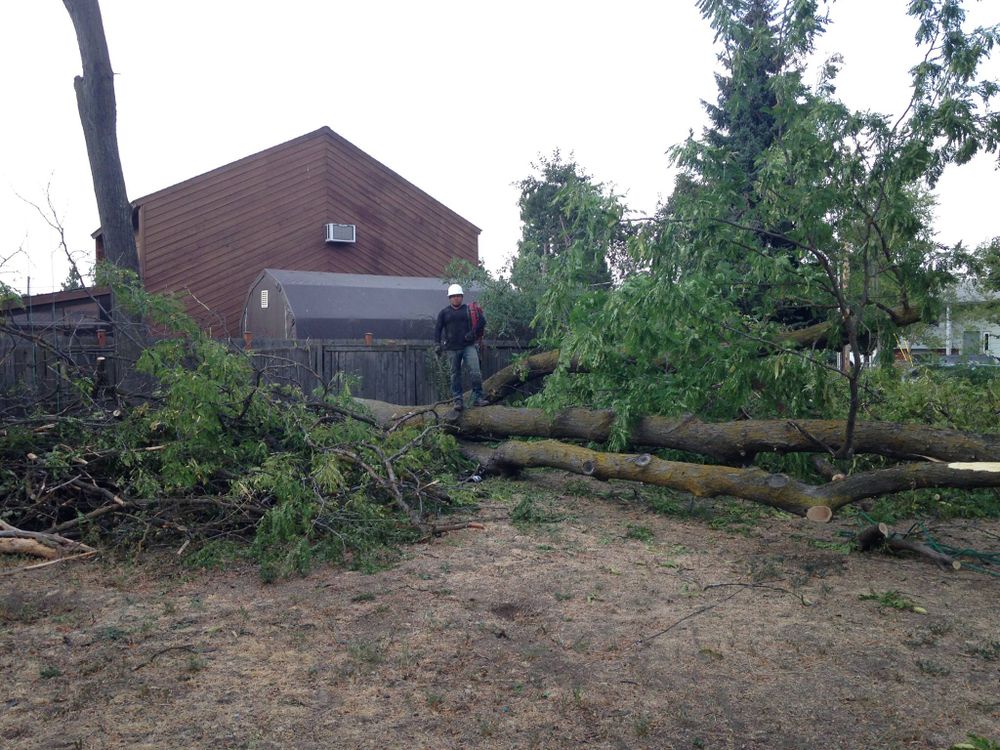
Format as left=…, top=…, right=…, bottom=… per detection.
left=0, top=330, right=114, bottom=414
left=241, top=339, right=526, bottom=404
left=0, top=334, right=528, bottom=411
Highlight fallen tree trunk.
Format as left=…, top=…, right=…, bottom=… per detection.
left=357, top=400, right=1000, bottom=465
left=459, top=440, right=1000, bottom=517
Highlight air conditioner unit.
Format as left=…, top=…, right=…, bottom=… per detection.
left=324, top=223, right=356, bottom=244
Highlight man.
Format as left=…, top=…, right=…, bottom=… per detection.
left=434, top=284, right=488, bottom=410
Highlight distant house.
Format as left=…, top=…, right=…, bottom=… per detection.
left=899, top=280, right=1000, bottom=361
left=93, top=127, right=480, bottom=335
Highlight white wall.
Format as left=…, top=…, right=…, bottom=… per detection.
left=907, top=308, right=1000, bottom=357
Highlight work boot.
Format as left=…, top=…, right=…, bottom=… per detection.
left=473, top=398, right=490, bottom=407
left=453, top=399, right=464, bottom=411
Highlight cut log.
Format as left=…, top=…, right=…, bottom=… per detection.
left=0, top=520, right=97, bottom=560
left=356, top=400, right=1000, bottom=465
left=0, top=538, right=62, bottom=560
left=810, top=455, right=846, bottom=481
left=805, top=506, right=833, bottom=523
left=458, top=439, right=1000, bottom=516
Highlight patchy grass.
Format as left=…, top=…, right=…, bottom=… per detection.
left=346, top=638, right=386, bottom=666
left=510, top=495, right=566, bottom=527
left=858, top=589, right=926, bottom=613
left=624, top=524, right=656, bottom=542
left=3, top=471, right=999, bottom=750
left=963, top=639, right=1000, bottom=661
left=182, top=539, right=247, bottom=570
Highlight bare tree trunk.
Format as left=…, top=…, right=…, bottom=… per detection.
left=62, top=0, right=139, bottom=276
left=63, top=0, right=147, bottom=393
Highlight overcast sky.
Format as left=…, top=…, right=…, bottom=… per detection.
left=1, top=0, right=997, bottom=295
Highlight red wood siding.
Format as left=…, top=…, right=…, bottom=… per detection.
left=130, top=128, right=479, bottom=334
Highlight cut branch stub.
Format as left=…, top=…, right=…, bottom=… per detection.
left=767, top=474, right=790, bottom=489
left=805, top=506, right=833, bottom=523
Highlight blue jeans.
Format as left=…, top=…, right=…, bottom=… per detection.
left=448, top=345, right=483, bottom=402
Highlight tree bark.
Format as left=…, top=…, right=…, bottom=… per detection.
left=458, top=439, right=1000, bottom=516
left=62, top=0, right=140, bottom=276
left=0, top=521, right=96, bottom=559
left=63, top=0, right=148, bottom=392
left=357, top=400, right=1000, bottom=465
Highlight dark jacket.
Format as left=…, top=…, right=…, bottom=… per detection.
left=434, top=303, right=485, bottom=351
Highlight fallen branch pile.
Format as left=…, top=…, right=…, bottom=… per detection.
left=0, top=399, right=478, bottom=568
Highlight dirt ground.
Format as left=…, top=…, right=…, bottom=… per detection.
left=2, top=471, right=999, bottom=750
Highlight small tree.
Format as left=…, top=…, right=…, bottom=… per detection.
left=60, top=267, right=86, bottom=292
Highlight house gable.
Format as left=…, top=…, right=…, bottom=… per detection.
left=120, top=127, right=479, bottom=335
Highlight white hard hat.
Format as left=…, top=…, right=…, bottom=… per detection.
left=447, top=284, right=464, bottom=297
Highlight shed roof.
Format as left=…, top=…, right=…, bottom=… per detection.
left=950, top=279, right=1000, bottom=304
left=250, top=269, right=477, bottom=339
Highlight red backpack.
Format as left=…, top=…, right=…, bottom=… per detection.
left=467, top=302, right=485, bottom=347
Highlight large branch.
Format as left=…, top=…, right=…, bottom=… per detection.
left=0, top=520, right=96, bottom=560
left=479, top=305, right=922, bottom=399
left=356, top=400, right=1000, bottom=465
left=776, top=305, right=922, bottom=350
left=459, top=439, right=1000, bottom=516
left=480, top=349, right=585, bottom=401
